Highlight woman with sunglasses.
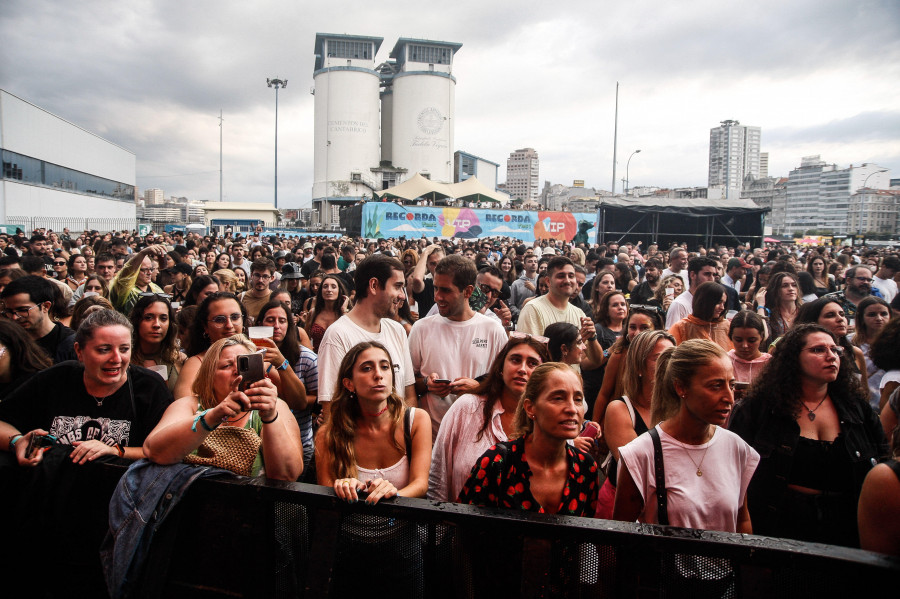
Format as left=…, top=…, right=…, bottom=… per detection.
left=129, top=294, right=183, bottom=393
left=730, top=324, right=887, bottom=547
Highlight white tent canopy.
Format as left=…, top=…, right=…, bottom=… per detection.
left=375, top=173, right=510, bottom=205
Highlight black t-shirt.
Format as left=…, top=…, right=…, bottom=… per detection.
left=300, top=259, right=320, bottom=279
left=630, top=280, right=656, bottom=305
left=413, top=277, right=435, bottom=317
left=0, top=362, right=172, bottom=448
left=37, top=322, right=76, bottom=364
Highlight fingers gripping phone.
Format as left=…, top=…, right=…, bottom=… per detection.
left=237, top=351, right=265, bottom=392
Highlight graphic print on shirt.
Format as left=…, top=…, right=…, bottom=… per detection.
left=50, top=415, right=131, bottom=447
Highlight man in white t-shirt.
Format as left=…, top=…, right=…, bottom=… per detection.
left=317, top=254, right=417, bottom=421
left=661, top=247, right=689, bottom=288
left=409, top=255, right=508, bottom=438
left=873, top=256, right=899, bottom=303
left=517, top=256, right=586, bottom=336
left=665, top=256, right=719, bottom=329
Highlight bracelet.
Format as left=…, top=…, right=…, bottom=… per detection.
left=260, top=411, right=279, bottom=425
left=277, top=359, right=289, bottom=371
left=8, top=434, right=23, bottom=452
left=114, top=443, right=125, bottom=458
left=191, top=409, right=219, bottom=432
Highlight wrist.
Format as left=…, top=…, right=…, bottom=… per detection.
left=260, top=410, right=279, bottom=424
left=8, top=434, right=23, bottom=452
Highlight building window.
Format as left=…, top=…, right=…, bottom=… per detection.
left=2, top=149, right=134, bottom=202
left=328, top=40, right=371, bottom=60
left=408, top=44, right=449, bottom=64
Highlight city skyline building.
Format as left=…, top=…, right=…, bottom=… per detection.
left=708, top=120, right=761, bottom=200
left=144, top=188, right=164, bottom=205
left=506, top=147, right=540, bottom=203
left=453, top=150, right=499, bottom=189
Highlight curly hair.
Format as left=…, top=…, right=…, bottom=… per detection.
left=744, top=324, right=868, bottom=419
left=471, top=336, right=550, bottom=442
left=317, top=342, right=405, bottom=479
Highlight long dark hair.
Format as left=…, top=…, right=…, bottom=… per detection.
left=305, top=273, right=348, bottom=337
left=129, top=294, right=179, bottom=367
left=187, top=292, right=246, bottom=357
left=0, top=319, right=52, bottom=380
left=745, top=324, right=867, bottom=419
left=471, top=337, right=550, bottom=442
left=256, top=300, right=300, bottom=367
left=184, top=275, right=220, bottom=307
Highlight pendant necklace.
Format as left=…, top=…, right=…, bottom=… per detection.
left=682, top=431, right=713, bottom=477
left=803, top=395, right=828, bottom=421
left=90, top=393, right=110, bottom=407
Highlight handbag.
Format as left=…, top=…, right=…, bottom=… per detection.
left=184, top=422, right=262, bottom=477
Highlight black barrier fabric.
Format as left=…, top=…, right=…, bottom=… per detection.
left=3, top=459, right=897, bottom=599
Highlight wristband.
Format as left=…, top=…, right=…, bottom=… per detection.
left=277, top=359, right=289, bottom=371
left=114, top=443, right=125, bottom=458
left=8, top=434, right=23, bottom=452
left=260, top=411, right=279, bottom=425
left=192, top=409, right=219, bottom=432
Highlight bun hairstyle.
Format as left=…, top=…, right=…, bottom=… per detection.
left=651, top=339, right=727, bottom=426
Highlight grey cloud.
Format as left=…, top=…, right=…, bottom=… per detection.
left=767, top=111, right=900, bottom=144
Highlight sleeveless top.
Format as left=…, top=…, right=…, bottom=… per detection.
left=608, top=396, right=649, bottom=488
left=355, top=407, right=416, bottom=489
left=310, top=323, right=326, bottom=353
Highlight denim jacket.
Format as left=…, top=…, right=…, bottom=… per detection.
left=100, top=459, right=233, bottom=599
left=728, top=391, right=887, bottom=538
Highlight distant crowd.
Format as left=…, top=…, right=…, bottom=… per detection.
left=1, top=225, right=899, bottom=595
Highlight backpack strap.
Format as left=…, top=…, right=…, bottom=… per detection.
left=403, top=407, right=414, bottom=462
left=648, top=427, right=669, bottom=526
left=621, top=395, right=636, bottom=427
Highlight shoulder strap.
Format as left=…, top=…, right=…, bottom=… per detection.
left=621, top=395, right=636, bottom=427
left=648, top=427, right=669, bottom=526
left=403, top=407, right=413, bottom=462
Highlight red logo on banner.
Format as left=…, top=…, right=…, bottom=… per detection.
left=534, top=212, right=576, bottom=241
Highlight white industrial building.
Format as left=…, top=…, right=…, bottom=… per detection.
left=454, top=150, right=499, bottom=189
left=0, top=89, right=136, bottom=231
left=311, top=33, right=462, bottom=228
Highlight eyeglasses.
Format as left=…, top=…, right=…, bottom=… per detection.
left=1, top=304, right=40, bottom=319
left=853, top=276, right=873, bottom=283
left=251, top=273, right=272, bottom=281
left=479, top=284, right=501, bottom=298
left=139, top=292, right=172, bottom=301
left=510, top=331, right=549, bottom=344
left=208, top=313, right=243, bottom=327
left=630, top=303, right=662, bottom=314
left=139, top=268, right=157, bottom=275
left=804, top=345, right=845, bottom=357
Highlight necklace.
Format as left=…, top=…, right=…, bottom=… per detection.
left=222, top=411, right=250, bottom=425
left=680, top=431, right=713, bottom=477
left=803, top=395, right=828, bottom=421
left=362, top=404, right=389, bottom=417
left=90, top=393, right=110, bottom=407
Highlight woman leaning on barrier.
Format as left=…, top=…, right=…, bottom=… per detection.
left=729, top=324, right=887, bottom=547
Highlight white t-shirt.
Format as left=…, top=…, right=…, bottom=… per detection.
left=428, top=393, right=509, bottom=503
left=409, top=313, right=508, bottom=436
left=873, top=276, right=898, bottom=303
left=661, top=268, right=689, bottom=288
left=316, top=314, right=416, bottom=403
left=516, top=294, right=586, bottom=336
left=665, top=290, right=693, bottom=329
left=617, top=425, right=759, bottom=533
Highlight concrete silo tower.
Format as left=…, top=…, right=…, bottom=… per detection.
left=312, top=33, right=383, bottom=227
left=383, top=38, right=462, bottom=185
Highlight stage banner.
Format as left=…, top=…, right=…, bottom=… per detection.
left=361, top=204, right=597, bottom=244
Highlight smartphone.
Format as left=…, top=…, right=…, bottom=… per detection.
left=26, top=433, right=57, bottom=458
left=469, top=286, right=489, bottom=312
left=433, top=378, right=451, bottom=385
left=237, top=351, right=265, bottom=391
left=580, top=421, right=600, bottom=438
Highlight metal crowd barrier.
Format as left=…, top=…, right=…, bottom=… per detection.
left=3, top=458, right=897, bottom=598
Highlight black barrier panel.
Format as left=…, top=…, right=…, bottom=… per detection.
left=4, top=459, right=898, bottom=599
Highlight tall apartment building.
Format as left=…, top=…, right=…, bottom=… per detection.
left=506, top=148, right=539, bottom=202
left=708, top=120, right=761, bottom=199
left=781, top=156, right=891, bottom=235
left=759, top=152, right=769, bottom=178
left=144, top=188, right=164, bottom=205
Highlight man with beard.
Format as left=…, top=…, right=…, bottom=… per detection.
left=629, top=258, right=663, bottom=304
left=824, top=265, right=881, bottom=321
left=662, top=247, right=689, bottom=288
left=517, top=256, right=587, bottom=336
left=409, top=255, right=507, bottom=438
left=316, top=254, right=417, bottom=421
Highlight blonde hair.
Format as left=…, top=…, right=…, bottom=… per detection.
left=622, top=330, right=676, bottom=400
left=192, top=335, right=256, bottom=409
left=650, top=339, right=727, bottom=426
left=214, top=268, right=239, bottom=293
left=512, top=362, right=580, bottom=438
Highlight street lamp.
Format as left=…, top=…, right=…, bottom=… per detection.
left=267, top=77, right=287, bottom=209
left=625, top=149, right=641, bottom=196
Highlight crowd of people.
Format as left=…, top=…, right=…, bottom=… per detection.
left=1, top=225, right=898, bottom=577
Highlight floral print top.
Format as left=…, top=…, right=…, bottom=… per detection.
left=456, top=436, right=599, bottom=516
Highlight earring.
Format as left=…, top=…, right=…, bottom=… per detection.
left=349, top=391, right=357, bottom=403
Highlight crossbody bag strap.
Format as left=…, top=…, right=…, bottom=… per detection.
left=648, top=426, right=669, bottom=526
left=621, top=395, right=636, bottom=427
left=404, top=407, right=413, bottom=462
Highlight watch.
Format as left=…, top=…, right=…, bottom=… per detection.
left=277, top=359, right=289, bottom=371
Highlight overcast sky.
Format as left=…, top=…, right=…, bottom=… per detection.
left=2, top=0, right=898, bottom=208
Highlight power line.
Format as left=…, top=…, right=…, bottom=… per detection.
left=136, top=170, right=220, bottom=179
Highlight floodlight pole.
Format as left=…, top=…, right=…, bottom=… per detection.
left=267, top=78, right=287, bottom=209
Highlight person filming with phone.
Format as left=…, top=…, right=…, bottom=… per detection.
left=144, top=335, right=303, bottom=480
